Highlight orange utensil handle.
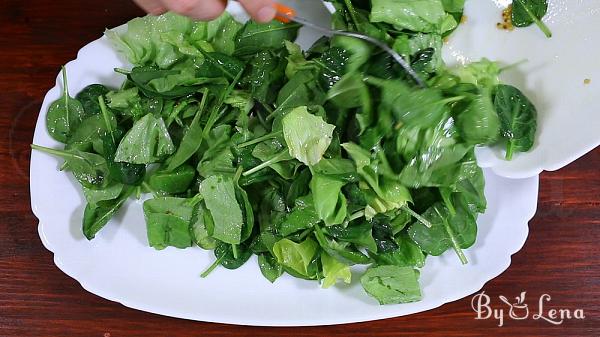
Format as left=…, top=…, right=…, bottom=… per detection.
left=273, top=2, right=296, bottom=23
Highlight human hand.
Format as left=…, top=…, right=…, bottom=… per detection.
left=133, top=0, right=276, bottom=22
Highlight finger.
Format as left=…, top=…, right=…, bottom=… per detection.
left=132, top=0, right=167, bottom=15
left=238, top=0, right=276, bottom=23
left=163, top=0, right=227, bottom=21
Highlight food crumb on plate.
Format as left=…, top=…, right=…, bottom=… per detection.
left=584, top=78, right=591, bottom=85
left=497, top=5, right=515, bottom=31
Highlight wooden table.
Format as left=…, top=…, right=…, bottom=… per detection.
left=1, top=1, right=598, bottom=336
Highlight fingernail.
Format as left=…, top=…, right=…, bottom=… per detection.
left=256, top=6, right=277, bottom=23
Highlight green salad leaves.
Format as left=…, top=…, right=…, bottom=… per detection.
left=512, top=0, right=552, bottom=38
left=33, top=1, right=539, bottom=305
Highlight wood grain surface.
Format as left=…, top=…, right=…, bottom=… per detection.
left=0, top=1, right=598, bottom=336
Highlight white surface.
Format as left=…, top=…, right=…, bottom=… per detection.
left=31, top=2, right=540, bottom=326
left=442, top=0, right=600, bottom=178
left=326, top=0, right=600, bottom=178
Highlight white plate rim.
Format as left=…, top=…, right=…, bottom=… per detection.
left=30, top=7, right=542, bottom=326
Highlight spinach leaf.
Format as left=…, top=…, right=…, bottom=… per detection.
left=167, top=70, right=242, bottom=171
left=251, top=139, right=297, bottom=179
left=310, top=158, right=359, bottom=182
left=128, top=65, right=223, bottom=98
left=243, top=50, right=286, bottom=103
left=148, top=164, right=195, bottom=194
left=272, top=70, right=326, bottom=119
left=331, top=36, right=372, bottom=72
left=214, top=241, right=252, bottom=269
left=97, top=98, right=147, bottom=186
left=370, top=78, right=451, bottom=129
left=82, top=183, right=124, bottom=206
left=277, top=196, right=320, bottom=236
left=83, top=187, right=133, bottom=240
left=46, top=67, right=86, bottom=143
left=197, top=52, right=245, bottom=80
left=235, top=181, right=255, bottom=243
left=314, top=226, right=371, bottom=265
left=361, top=266, right=422, bottom=304
left=258, top=253, right=283, bottom=283
left=76, top=84, right=110, bottom=116
left=326, top=73, right=372, bottom=127
left=234, top=21, right=301, bottom=57
left=512, top=0, right=552, bottom=38
left=370, top=233, right=426, bottom=268
left=66, top=114, right=115, bottom=152
left=323, top=221, right=378, bottom=252
left=316, top=47, right=350, bottom=89
left=494, top=84, right=537, bottom=160
left=31, top=145, right=110, bottom=189
left=408, top=201, right=476, bottom=264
